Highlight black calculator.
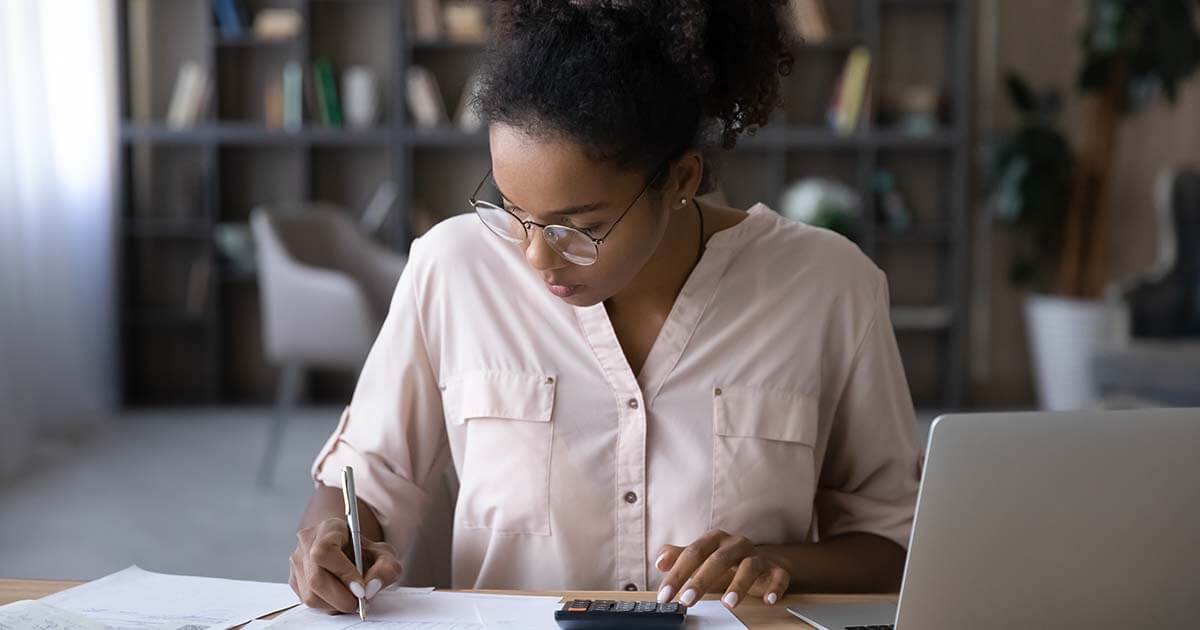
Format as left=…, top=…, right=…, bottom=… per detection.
left=554, top=599, right=686, bottom=629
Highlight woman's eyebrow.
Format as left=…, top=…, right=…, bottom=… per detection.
left=495, top=183, right=607, bottom=216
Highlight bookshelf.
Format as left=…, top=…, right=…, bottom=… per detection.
left=116, top=0, right=975, bottom=409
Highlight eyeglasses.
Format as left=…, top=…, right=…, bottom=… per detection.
left=469, top=162, right=667, bottom=266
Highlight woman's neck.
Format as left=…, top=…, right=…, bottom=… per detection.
left=605, top=198, right=745, bottom=315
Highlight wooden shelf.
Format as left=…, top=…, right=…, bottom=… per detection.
left=411, top=38, right=487, bottom=51
left=876, top=225, right=950, bottom=245
left=125, top=312, right=210, bottom=329
left=121, top=122, right=393, bottom=146
left=124, top=220, right=210, bottom=238
left=215, top=35, right=299, bottom=48
left=735, top=126, right=956, bottom=151
left=404, top=126, right=489, bottom=148
left=116, top=0, right=975, bottom=408
left=892, top=306, right=954, bottom=331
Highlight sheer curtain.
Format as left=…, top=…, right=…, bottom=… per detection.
left=0, top=1, right=119, bottom=478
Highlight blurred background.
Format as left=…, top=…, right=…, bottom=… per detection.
left=1, top=0, right=1198, bottom=583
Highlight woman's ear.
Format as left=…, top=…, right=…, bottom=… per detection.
left=666, top=151, right=705, bottom=209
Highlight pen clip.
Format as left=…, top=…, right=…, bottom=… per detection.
left=342, top=466, right=355, bottom=517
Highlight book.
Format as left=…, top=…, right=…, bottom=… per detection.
left=303, top=65, right=320, bottom=126
left=790, top=0, right=832, bottom=44
left=264, top=77, right=283, bottom=129
left=412, top=0, right=444, bottom=40
left=829, top=46, right=871, bottom=135
left=252, top=8, right=303, bottom=41
left=211, top=0, right=245, bottom=38
left=407, top=65, right=448, bottom=128
left=313, top=59, right=343, bottom=127
left=282, top=61, right=304, bottom=131
left=444, top=1, right=488, bottom=43
left=166, top=62, right=208, bottom=128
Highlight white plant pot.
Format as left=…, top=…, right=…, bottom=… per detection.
left=1024, top=294, right=1130, bottom=410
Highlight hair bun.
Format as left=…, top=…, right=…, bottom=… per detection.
left=478, top=0, right=791, bottom=182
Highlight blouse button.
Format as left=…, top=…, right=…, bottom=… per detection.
left=545, top=376, right=555, bottom=385
left=628, top=399, right=639, bottom=409
left=714, top=387, right=722, bottom=396
left=624, top=583, right=638, bottom=591
left=624, top=491, right=638, bottom=504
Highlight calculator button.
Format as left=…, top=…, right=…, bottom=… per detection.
left=660, top=602, right=680, bottom=613
left=615, top=601, right=637, bottom=612
left=635, top=601, right=658, bottom=613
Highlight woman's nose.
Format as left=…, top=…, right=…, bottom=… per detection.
left=524, top=226, right=568, bottom=272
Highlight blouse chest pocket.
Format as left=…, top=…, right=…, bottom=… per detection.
left=445, top=370, right=557, bottom=535
left=710, top=385, right=820, bottom=544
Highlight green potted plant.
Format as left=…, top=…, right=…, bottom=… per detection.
left=991, top=0, right=1200, bottom=409
left=1059, top=0, right=1200, bottom=298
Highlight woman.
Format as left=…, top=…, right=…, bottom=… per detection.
left=288, top=0, right=921, bottom=615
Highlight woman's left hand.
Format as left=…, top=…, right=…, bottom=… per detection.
left=655, top=529, right=791, bottom=610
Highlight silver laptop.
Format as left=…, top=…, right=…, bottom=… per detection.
left=789, top=408, right=1200, bottom=630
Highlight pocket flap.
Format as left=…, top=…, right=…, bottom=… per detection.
left=713, top=385, right=818, bottom=445
left=449, top=370, right=557, bottom=424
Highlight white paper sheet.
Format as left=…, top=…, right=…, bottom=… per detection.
left=683, top=600, right=749, bottom=629
left=40, top=566, right=299, bottom=630
left=263, top=592, right=747, bottom=629
left=262, top=591, right=562, bottom=630
left=0, top=599, right=112, bottom=630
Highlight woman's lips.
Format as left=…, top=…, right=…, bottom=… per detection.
left=547, top=283, right=579, bottom=298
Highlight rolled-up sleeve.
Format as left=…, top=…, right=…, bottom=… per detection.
left=815, top=272, right=922, bottom=550
left=311, top=237, right=450, bottom=556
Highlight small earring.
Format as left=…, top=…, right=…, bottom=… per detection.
left=679, top=198, right=687, bottom=208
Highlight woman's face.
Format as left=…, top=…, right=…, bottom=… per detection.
left=487, top=124, right=679, bottom=307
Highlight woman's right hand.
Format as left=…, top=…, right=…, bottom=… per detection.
left=289, top=516, right=404, bottom=613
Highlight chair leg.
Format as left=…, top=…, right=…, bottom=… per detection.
left=258, top=364, right=305, bottom=487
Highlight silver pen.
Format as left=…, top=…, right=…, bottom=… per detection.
left=342, top=465, right=368, bottom=620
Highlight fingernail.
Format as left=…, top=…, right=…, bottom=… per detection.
left=654, top=552, right=668, bottom=570
left=680, top=588, right=697, bottom=606
left=766, top=592, right=778, bottom=605
left=349, top=581, right=365, bottom=598
left=657, top=585, right=674, bottom=604
left=365, top=579, right=382, bottom=599
left=722, top=592, right=738, bottom=608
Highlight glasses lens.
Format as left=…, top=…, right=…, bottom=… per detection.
left=543, top=226, right=598, bottom=266
left=474, top=201, right=526, bottom=243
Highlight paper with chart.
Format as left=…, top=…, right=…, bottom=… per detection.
left=262, top=591, right=562, bottom=629
left=0, top=599, right=112, bottom=630
left=262, top=591, right=746, bottom=629
left=40, top=565, right=299, bottom=630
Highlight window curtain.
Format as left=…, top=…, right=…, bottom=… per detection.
left=0, top=0, right=119, bottom=479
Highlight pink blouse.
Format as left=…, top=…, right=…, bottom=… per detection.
left=312, top=203, right=922, bottom=591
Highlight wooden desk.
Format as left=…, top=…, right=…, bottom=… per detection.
left=0, top=578, right=898, bottom=629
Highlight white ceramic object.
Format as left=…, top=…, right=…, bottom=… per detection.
left=1024, top=294, right=1130, bottom=410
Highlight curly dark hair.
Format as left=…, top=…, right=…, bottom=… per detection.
left=473, top=0, right=794, bottom=194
